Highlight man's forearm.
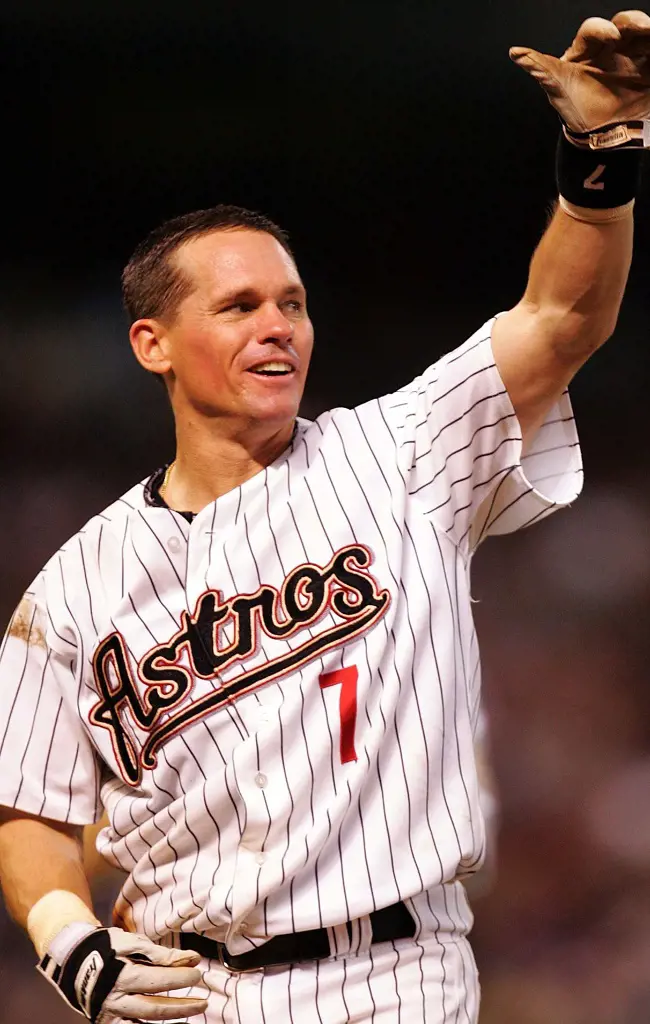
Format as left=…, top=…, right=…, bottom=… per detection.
left=492, top=199, right=634, bottom=441
left=0, top=810, right=94, bottom=931
left=520, top=201, right=634, bottom=364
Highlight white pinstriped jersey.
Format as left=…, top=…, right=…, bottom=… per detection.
left=0, top=320, right=582, bottom=954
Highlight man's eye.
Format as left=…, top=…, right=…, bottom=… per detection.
left=284, top=300, right=304, bottom=313
left=222, top=302, right=254, bottom=314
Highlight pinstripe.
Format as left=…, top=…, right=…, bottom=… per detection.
left=286, top=963, right=296, bottom=1024
left=121, top=514, right=129, bottom=599
left=159, top=748, right=203, bottom=916
left=426, top=444, right=520, bottom=519
left=405, top=900, right=431, bottom=1021
left=451, top=886, right=472, bottom=1023
left=314, top=957, right=324, bottom=1024
left=446, top=333, right=489, bottom=365
left=222, top=966, right=236, bottom=1023
left=410, top=400, right=512, bottom=467
left=160, top=747, right=205, bottom=920
left=0, top=601, right=38, bottom=757
left=127, top=590, right=158, bottom=643
left=45, top=603, right=76, bottom=649
left=78, top=540, right=99, bottom=634
left=421, top=363, right=494, bottom=412
left=404, top=520, right=463, bottom=857
left=179, top=734, right=223, bottom=931
left=145, top=779, right=192, bottom=932
left=137, top=509, right=186, bottom=587
left=423, top=893, right=448, bottom=1024
left=127, top=798, right=165, bottom=938
left=340, top=956, right=351, bottom=1022
left=12, top=648, right=52, bottom=805
left=392, top=941, right=403, bottom=1022
left=129, top=535, right=179, bottom=629
left=484, top=485, right=546, bottom=534
left=234, top=971, right=245, bottom=1022
left=466, top=465, right=517, bottom=548
left=65, top=743, right=80, bottom=823
left=37, top=697, right=63, bottom=816
left=433, top=526, right=475, bottom=848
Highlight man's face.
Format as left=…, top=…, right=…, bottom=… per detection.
left=156, top=228, right=314, bottom=429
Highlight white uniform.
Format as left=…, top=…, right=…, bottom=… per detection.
left=0, top=319, right=582, bottom=1023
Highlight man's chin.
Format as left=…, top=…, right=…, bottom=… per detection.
left=240, top=391, right=304, bottom=426
left=189, top=389, right=302, bottom=426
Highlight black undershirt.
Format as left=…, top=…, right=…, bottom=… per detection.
left=143, top=464, right=196, bottom=523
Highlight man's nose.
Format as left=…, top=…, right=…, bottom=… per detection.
left=256, top=302, right=294, bottom=345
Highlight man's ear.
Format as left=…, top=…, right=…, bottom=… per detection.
left=129, top=318, right=172, bottom=378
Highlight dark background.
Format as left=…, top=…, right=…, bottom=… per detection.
left=2, top=2, right=650, bottom=1021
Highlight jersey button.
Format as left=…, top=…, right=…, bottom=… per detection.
left=167, top=537, right=181, bottom=553
left=254, top=772, right=268, bottom=789
left=256, top=852, right=266, bottom=865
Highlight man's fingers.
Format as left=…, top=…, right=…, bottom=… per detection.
left=108, top=928, right=201, bottom=968
left=612, top=9, right=650, bottom=33
left=130, top=994, right=210, bottom=1018
left=563, top=16, right=621, bottom=62
left=509, top=47, right=566, bottom=98
left=140, top=947, right=201, bottom=969
left=117, top=963, right=203, bottom=993
left=612, top=9, right=650, bottom=57
left=108, top=992, right=210, bottom=1020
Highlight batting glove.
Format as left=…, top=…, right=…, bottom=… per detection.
left=37, top=922, right=209, bottom=1023
left=510, top=10, right=650, bottom=149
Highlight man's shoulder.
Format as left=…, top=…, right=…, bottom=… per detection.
left=41, top=477, right=149, bottom=578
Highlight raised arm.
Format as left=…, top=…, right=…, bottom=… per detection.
left=492, top=10, right=650, bottom=443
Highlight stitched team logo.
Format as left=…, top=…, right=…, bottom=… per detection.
left=89, top=544, right=390, bottom=785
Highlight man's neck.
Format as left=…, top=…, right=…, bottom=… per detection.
left=162, top=418, right=295, bottom=514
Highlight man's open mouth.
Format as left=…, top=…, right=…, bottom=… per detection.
left=248, top=361, right=295, bottom=376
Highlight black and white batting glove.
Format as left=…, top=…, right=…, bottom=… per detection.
left=37, top=922, right=208, bottom=1023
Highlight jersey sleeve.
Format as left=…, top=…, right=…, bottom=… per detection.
left=381, top=317, right=583, bottom=551
left=0, top=573, right=102, bottom=825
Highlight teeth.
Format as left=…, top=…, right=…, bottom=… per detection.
left=251, top=362, right=292, bottom=374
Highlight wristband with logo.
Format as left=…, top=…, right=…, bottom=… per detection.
left=556, top=131, right=642, bottom=210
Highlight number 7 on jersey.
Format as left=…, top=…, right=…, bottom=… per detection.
left=319, top=666, right=359, bottom=764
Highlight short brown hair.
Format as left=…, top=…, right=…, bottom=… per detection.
left=121, top=205, right=293, bottom=324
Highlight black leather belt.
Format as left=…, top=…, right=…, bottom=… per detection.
left=179, top=900, right=416, bottom=972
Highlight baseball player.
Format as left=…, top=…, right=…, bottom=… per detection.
left=0, top=12, right=648, bottom=1023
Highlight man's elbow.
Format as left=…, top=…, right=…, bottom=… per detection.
left=548, top=310, right=617, bottom=365
left=0, top=806, right=83, bottom=843
left=520, top=300, right=618, bottom=366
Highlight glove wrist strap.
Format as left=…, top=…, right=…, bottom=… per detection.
left=556, top=132, right=642, bottom=211
left=27, top=890, right=101, bottom=959
left=563, top=120, right=650, bottom=151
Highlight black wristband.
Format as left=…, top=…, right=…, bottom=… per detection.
left=556, top=132, right=642, bottom=209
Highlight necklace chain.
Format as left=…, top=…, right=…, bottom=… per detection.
left=160, top=461, right=175, bottom=499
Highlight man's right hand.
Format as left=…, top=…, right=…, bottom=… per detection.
left=38, top=922, right=209, bottom=1023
